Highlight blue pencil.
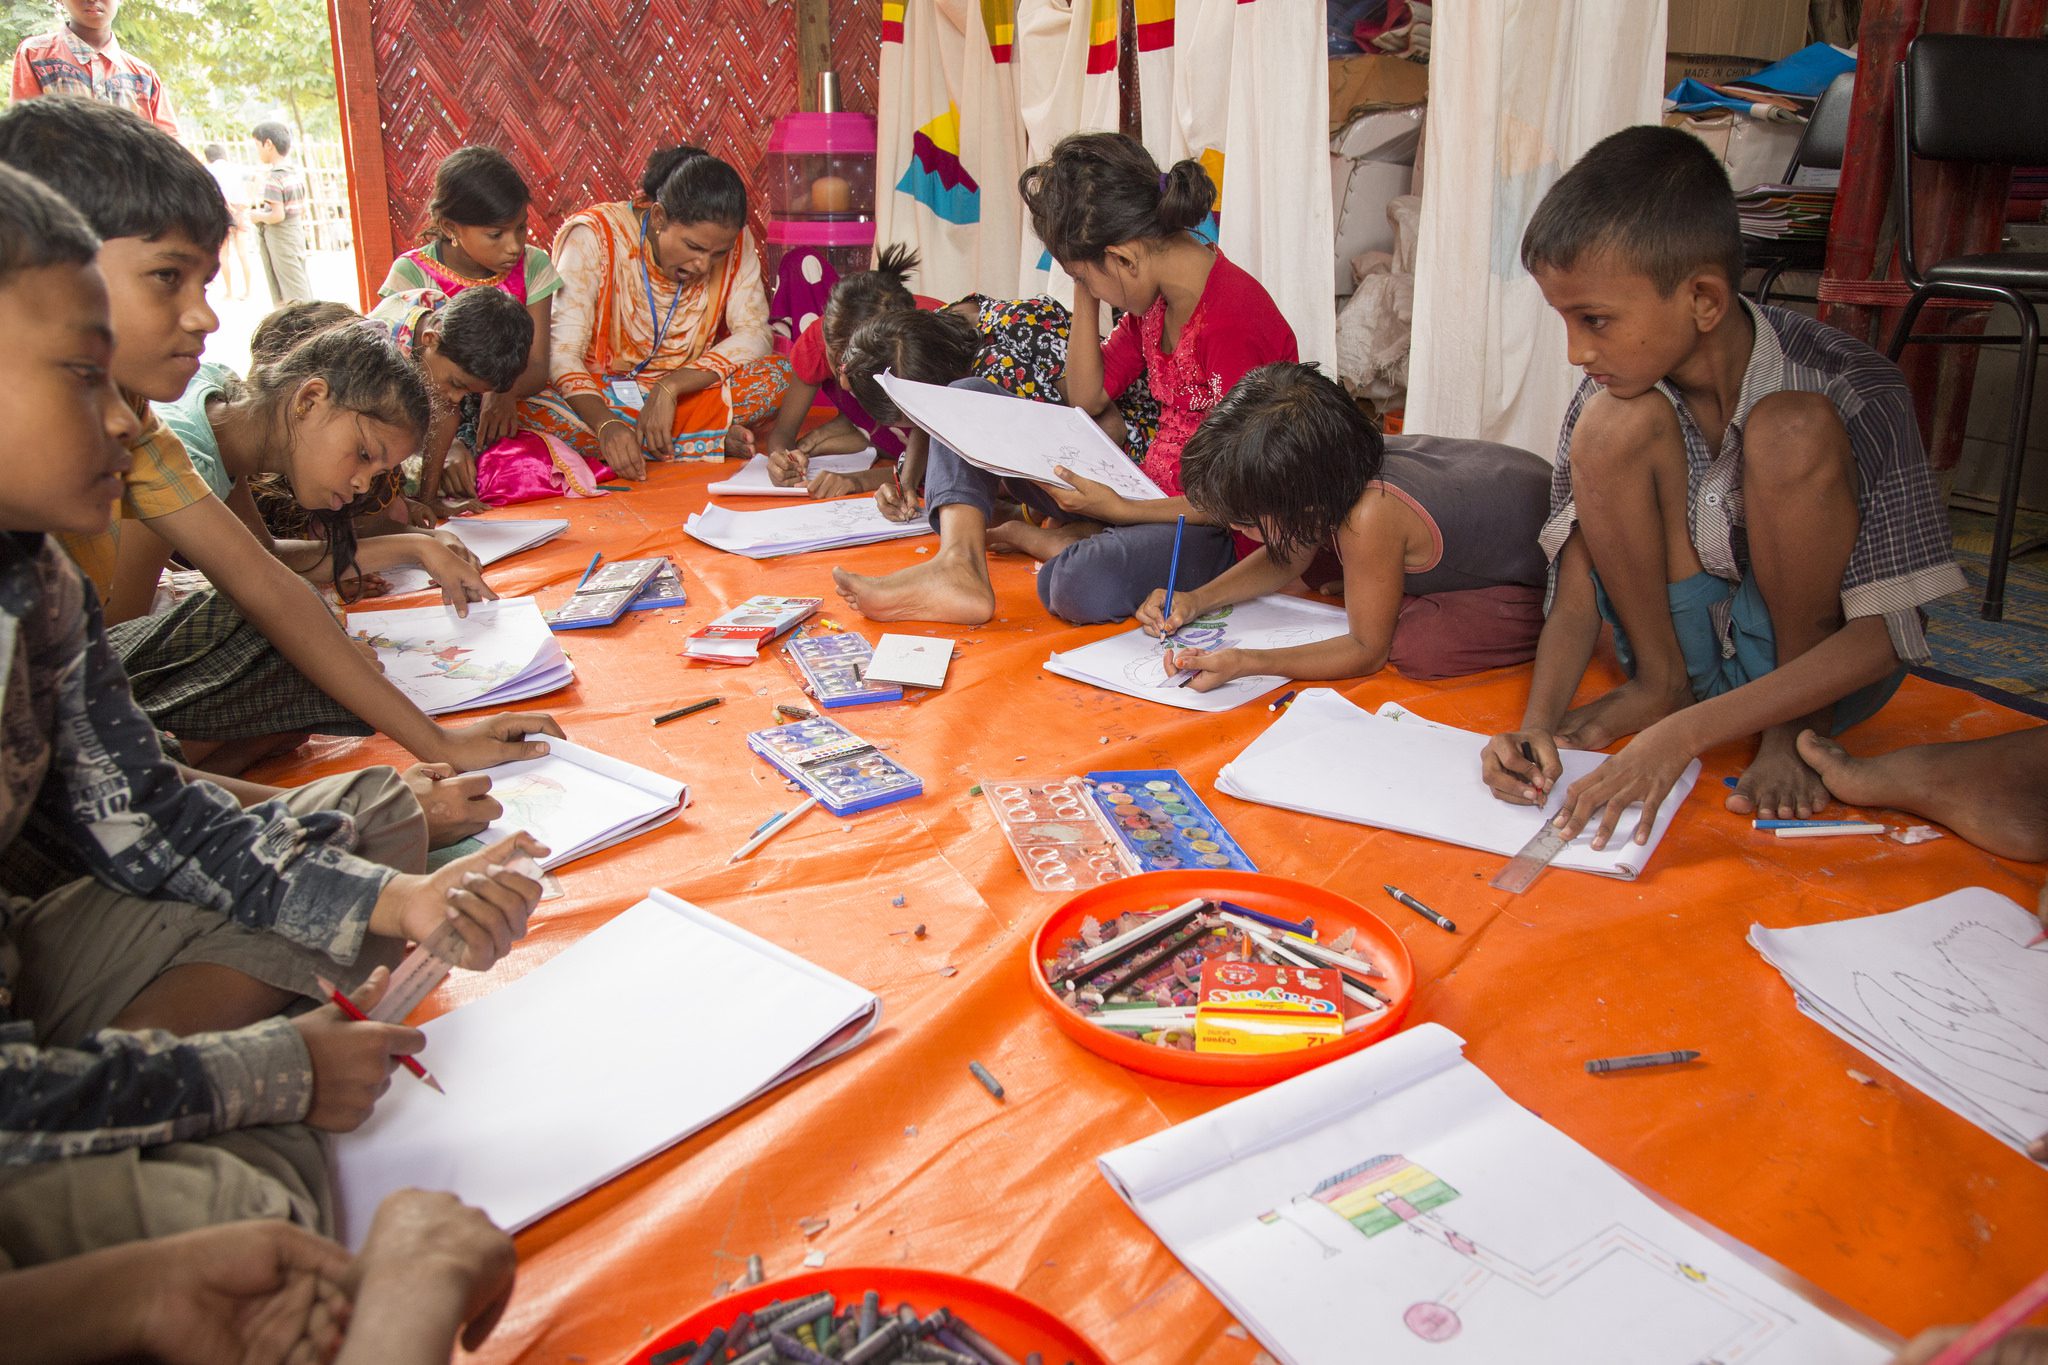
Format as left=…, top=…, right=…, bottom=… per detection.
left=1161, top=513, right=1187, bottom=645
left=575, top=552, right=602, bottom=589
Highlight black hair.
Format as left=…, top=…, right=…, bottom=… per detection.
left=430, top=286, right=533, bottom=392
left=1520, top=124, right=1745, bottom=294
left=0, top=98, right=229, bottom=252
left=837, top=308, right=982, bottom=423
left=203, top=142, right=227, bottom=162
left=820, top=242, right=920, bottom=365
left=0, top=160, right=100, bottom=287
left=229, top=321, right=433, bottom=598
left=426, top=145, right=531, bottom=235
left=639, top=144, right=747, bottom=230
left=1179, top=362, right=1384, bottom=566
left=1017, top=132, right=1212, bottom=266
left=250, top=120, right=292, bottom=155
left=249, top=300, right=358, bottom=366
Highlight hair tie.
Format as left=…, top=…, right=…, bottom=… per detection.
left=1158, top=172, right=1169, bottom=191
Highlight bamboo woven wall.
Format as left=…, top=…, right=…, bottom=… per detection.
left=360, top=0, right=879, bottom=274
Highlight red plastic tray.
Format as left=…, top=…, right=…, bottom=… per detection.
left=1028, top=869, right=1415, bottom=1086
left=629, top=1267, right=1106, bottom=1364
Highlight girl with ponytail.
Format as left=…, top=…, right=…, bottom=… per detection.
left=834, top=132, right=1296, bottom=629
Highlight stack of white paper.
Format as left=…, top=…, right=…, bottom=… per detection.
left=347, top=597, right=573, bottom=715
left=1214, top=689, right=1698, bottom=880
left=1098, top=1023, right=1890, bottom=1365
left=707, top=450, right=878, bottom=497
left=682, top=499, right=931, bottom=559
left=375, top=518, right=570, bottom=596
left=459, top=736, right=686, bottom=869
left=1043, top=595, right=1353, bottom=713
left=877, top=371, right=1165, bottom=500
left=1749, top=888, right=2048, bottom=1155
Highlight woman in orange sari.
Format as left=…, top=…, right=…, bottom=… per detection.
left=518, top=146, right=791, bottom=478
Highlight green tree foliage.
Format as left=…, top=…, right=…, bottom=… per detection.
left=1, top=0, right=338, bottom=140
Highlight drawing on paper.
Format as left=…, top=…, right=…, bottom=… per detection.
left=352, top=632, right=522, bottom=690
left=492, top=771, right=571, bottom=832
left=1851, top=917, right=2048, bottom=1125
left=1258, top=1153, right=1793, bottom=1357
left=1114, top=604, right=1329, bottom=690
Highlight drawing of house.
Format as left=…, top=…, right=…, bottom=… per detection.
left=1310, top=1154, right=1461, bottom=1236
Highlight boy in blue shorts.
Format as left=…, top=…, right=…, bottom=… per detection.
left=1481, top=125, right=1964, bottom=848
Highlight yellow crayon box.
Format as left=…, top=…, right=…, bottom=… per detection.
left=1194, top=960, right=1345, bottom=1055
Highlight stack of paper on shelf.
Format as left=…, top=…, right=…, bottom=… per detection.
left=1215, top=690, right=1697, bottom=880
left=1749, top=887, right=2048, bottom=1155
left=335, top=890, right=881, bottom=1248
left=346, top=597, right=572, bottom=714
left=683, top=499, right=931, bottom=559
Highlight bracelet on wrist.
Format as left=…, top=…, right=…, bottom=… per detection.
left=598, top=418, right=630, bottom=439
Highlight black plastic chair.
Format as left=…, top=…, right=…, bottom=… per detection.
left=1746, top=71, right=1855, bottom=307
left=1886, top=33, right=2048, bottom=622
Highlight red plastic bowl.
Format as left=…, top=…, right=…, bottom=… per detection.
left=629, top=1267, right=1107, bottom=1364
left=1028, top=870, right=1415, bottom=1086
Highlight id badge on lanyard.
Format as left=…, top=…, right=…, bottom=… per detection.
left=606, top=376, right=644, bottom=409
left=622, top=211, right=685, bottom=408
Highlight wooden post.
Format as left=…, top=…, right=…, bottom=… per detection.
left=797, top=0, right=832, bottom=111
left=326, top=0, right=394, bottom=309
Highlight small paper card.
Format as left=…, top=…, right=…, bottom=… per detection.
left=865, top=633, right=954, bottom=689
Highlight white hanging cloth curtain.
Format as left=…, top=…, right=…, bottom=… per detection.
left=875, top=0, right=1029, bottom=303
left=1132, top=0, right=1176, bottom=165
left=1011, top=0, right=1123, bottom=302
left=1148, top=0, right=1337, bottom=367
left=1405, top=1, right=1666, bottom=457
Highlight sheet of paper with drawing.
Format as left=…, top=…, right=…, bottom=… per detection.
left=1214, top=689, right=1698, bottom=879
left=375, top=518, right=571, bottom=595
left=1043, top=595, right=1353, bottom=712
left=345, top=597, right=573, bottom=714
left=1749, top=888, right=2048, bottom=1154
left=333, top=890, right=881, bottom=1249
left=683, top=499, right=933, bottom=560
left=1097, top=1023, right=1891, bottom=1365
left=458, top=736, right=687, bottom=870
left=707, top=450, right=878, bottom=497
left=876, top=371, right=1166, bottom=501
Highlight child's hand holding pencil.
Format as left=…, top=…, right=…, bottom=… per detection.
left=368, top=832, right=551, bottom=971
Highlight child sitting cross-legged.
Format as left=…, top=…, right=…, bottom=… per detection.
left=1138, top=362, right=1552, bottom=685
left=368, top=283, right=534, bottom=515
left=0, top=158, right=547, bottom=1268
left=1479, top=126, right=1965, bottom=849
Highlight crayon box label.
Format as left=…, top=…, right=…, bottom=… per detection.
left=1193, top=960, right=1344, bottom=1055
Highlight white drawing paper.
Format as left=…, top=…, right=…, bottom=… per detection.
left=1098, top=1023, right=1891, bottom=1365
left=460, top=736, right=687, bottom=870
left=683, top=498, right=932, bottom=560
left=375, top=518, right=570, bottom=596
left=1043, top=595, right=1353, bottom=713
left=1749, top=888, right=2048, bottom=1154
left=865, top=633, right=953, bottom=689
left=707, top=450, right=878, bottom=498
left=346, top=597, right=572, bottom=715
left=335, top=890, right=881, bottom=1248
left=877, top=371, right=1166, bottom=501
left=1213, top=689, right=1698, bottom=880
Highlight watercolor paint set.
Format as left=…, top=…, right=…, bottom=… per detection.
left=981, top=777, right=1141, bottom=892
left=748, top=715, right=922, bottom=816
left=785, top=631, right=903, bottom=708
left=1085, top=770, right=1258, bottom=873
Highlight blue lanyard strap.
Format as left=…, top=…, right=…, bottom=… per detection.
left=634, top=211, right=686, bottom=379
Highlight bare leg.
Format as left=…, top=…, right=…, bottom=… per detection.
left=1797, top=726, right=2048, bottom=861
left=1728, top=393, right=1861, bottom=819
left=988, top=517, right=1101, bottom=561
left=1551, top=392, right=1702, bottom=750
left=110, top=963, right=296, bottom=1036
left=175, top=731, right=309, bottom=778
left=833, top=503, right=998, bottom=625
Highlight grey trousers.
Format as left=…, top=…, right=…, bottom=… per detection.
left=922, top=378, right=1236, bottom=624
left=255, top=217, right=311, bottom=305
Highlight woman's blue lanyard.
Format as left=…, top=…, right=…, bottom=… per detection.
left=634, top=211, right=685, bottom=379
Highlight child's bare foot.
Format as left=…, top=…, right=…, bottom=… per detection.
left=1729, top=727, right=1830, bottom=819
left=1555, top=679, right=1692, bottom=751
left=833, top=549, right=996, bottom=625
left=1796, top=727, right=2048, bottom=860
left=987, top=518, right=1099, bottom=563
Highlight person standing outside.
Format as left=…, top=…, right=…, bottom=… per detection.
left=248, top=119, right=311, bottom=304
left=10, top=0, right=178, bottom=136
left=203, top=141, right=252, bottom=301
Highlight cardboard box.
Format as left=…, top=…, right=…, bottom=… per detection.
left=1328, top=53, right=1428, bottom=133
left=1663, top=52, right=1770, bottom=93
left=1667, top=0, right=1809, bottom=64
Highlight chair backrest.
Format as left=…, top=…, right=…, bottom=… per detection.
left=1785, top=71, right=1855, bottom=180
left=1903, top=34, right=2048, bottom=164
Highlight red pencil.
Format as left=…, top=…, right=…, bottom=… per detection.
left=317, top=976, right=445, bottom=1095
left=1923, top=1265, right=2048, bottom=1365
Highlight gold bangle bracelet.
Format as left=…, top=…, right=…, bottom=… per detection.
left=598, top=418, right=631, bottom=438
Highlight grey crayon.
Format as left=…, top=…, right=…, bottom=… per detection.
left=1585, top=1049, right=1701, bottom=1074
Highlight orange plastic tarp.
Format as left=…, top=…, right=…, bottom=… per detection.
left=268, top=466, right=2048, bottom=1364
